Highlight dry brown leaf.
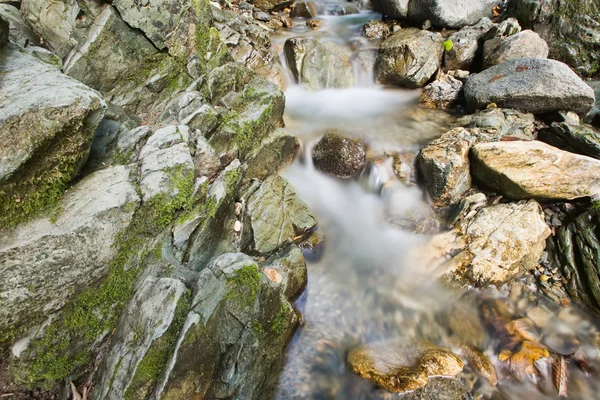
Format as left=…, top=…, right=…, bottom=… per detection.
left=506, top=318, right=539, bottom=343
left=552, top=354, right=568, bottom=397
left=489, top=75, right=504, bottom=83
left=492, top=5, right=501, bottom=17
left=499, top=341, right=550, bottom=377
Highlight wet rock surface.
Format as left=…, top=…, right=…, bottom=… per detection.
left=406, top=0, right=501, bottom=28
left=482, top=29, right=549, bottom=68
left=312, top=132, right=367, bottom=178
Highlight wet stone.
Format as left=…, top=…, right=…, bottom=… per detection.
left=312, top=131, right=366, bottom=178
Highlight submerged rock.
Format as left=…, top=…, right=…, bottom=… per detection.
left=246, top=176, right=318, bottom=255
left=464, top=58, right=596, bottom=114
left=424, top=199, right=550, bottom=285
left=348, top=340, right=463, bottom=393
left=407, top=0, right=501, bottom=28
left=312, top=132, right=366, bottom=178
left=482, top=30, right=549, bottom=68
left=376, top=28, right=444, bottom=88
left=0, top=45, right=106, bottom=228
left=471, top=141, right=600, bottom=200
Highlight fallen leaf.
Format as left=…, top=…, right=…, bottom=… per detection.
left=493, top=5, right=501, bottom=17
left=499, top=341, right=550, bottom=378
left=506, top=318, right=539, bottom=342
left=552, top=354, right=568, bottom=397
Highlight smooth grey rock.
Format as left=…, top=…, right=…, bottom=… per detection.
left=471, top=140, right=600, bottom=200
left=483, top=30, right=549, bottom=68
left=0, top=4, right=39, bottom=47
left=0, top=165, right=139, bottom=340
left=245, top=128, right=299, bottom=181
left=246, top=176, right=318, bottom=255
left=407, top=0, right=502, bottom=28
left=290, top=1, right=319, bottom=18
left=376, top=28, right=444, bottom=88
left=157, top=251, right=303, bottom=399
left=312, top=132, right=366, bottom=178
left=444, top=18, right=494, bottom=71
left=420, top=74, right=463, bottom=109
left=138, top=125, right=194, bottom=201
left=423, top=199, right=550, bottom=285
left=95, top=277, right=187, bottom=400
left=284, top=38, right=354, bottom=91
left=20, top=0, right=78, bottom=58
left=182, top=104, right=221, bottom=137
left=371, top=0, right=409, bottom=19
left=464, top=58, right=596, bottom=114
left=21, top=46, right=62, bottom=68
left=0, top=45, right=106, bottom=226
left=116, top=126, right=152, bottom=154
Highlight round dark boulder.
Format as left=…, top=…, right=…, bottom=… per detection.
left=312, top=132, right=366, bottom=178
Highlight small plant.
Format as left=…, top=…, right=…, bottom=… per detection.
left=443, top=40, right=453, bottom=51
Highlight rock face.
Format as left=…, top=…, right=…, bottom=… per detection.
left=246, top=176, right=318, bottom=255
left=348, top=340, right=463, bottom=393
left=507, top=0, right=600, bottom=78
left=407, top=0, right=502, bottom=28
left=371, top=0, right=409, bottom=19
left=0, top=45, right=106, bottom=228
left=0, top=165, right=139, bottom=344
left=471, top=141, right=600, bottom=200
left=20, top=0, right=78, bottom=58
left=444, top=18, right=494, bottom=71
left=424, top=200, right=550, bottom=285
left=464, top=58, right=596, bottom=114
left=376, top=28, right=444, bottom=88
left=0, top=16, right=7, bottom=47
left=290, top=1, right=320, bottom=18
left=420, top=74, right=463, bottom=109
left=284, top=38, right=354, bottom=90
left=483, top=30, right=549, bottom=68
left=585, top=82, right=600, bottom=127
left=312, top=132, right=366, bottom=178
left=540, top=122, right=600, bottom=160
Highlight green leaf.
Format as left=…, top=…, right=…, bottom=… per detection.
left=443, top=40, right=453, bottom=51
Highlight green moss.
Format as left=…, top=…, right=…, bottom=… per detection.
left=225, top=264, right=262, bottom=308
left=124, top=290, right=191, bottom=400
left=113, top=149, right=134, bottom=165
left=270, top=304, right=288, bottom=336
left=252, top=320, right=265, bottom=337
left=13, top=167, right=195, bottom=388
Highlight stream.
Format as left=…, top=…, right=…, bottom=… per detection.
left=263, top=2, right=600, bottom=399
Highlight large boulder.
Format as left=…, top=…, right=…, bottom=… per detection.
left=376, top=28, right=444, bottom=88
left=284, top=38, right=354, bottom=91
left=507, top=0, right=600, bottom=78
left=312, top=131, right=366, bottom=178
left=423, top=199, right=550, bottom=285
left=0, top=165, right=139, bottom=345
left=407, top=0, right=502, bottom=28
left=482, top=30, right=549, bottom=68
left=471, top=140, right=600, bottom=200
left=464, top=58, right=596, bottom=114
left=245, top=176, right=318, bottom=255
left=20, top=0, right=78, bottom=58
left=0, top=4, right=39, bottom=48
left=444, top=18, right=494, bottom=71
left=370, top=0, right=409, bottom=19
left=0, top=45, right=106, bottom=228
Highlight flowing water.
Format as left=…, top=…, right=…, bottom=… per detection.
left=265, top=3, right=600, bottom=399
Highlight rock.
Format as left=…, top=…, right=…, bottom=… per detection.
left=251, top=0, right=293, bottom=11
left=347, top=340, right=463, bottom=393
left=0, top=165, right=139, bottom=343
left=407, top=0, right=502, bottom=28
left=457, top=107, right=536, bottom=139
left=20, top=46, right=62, bottom=68
left=0, top=4, right=39, bottom=47
left=0, top=45, right=106, bottom=228
left=194, top=136, right=222, bottom=181
left=0, top=15, right=6, bottom=47
left=540, top=122, right=600, bottom=160
left=483, top=30, right=549, bottom=68
left=424, top=199, right=550, bottom=285
left=420, top=74, right=463, bottom=109
left=363, top=19, right=392, bottom=40
left=94, top=277, right=188, bottom=400
left=584, top=81, right=600, bottom=127
left=376, top=28, right=444, bottom=88
left=471, top=140, right=600, bottom=200
left=418, top=128, right=475, bottom=208
left=116, top=126, right=152, bottom=157
left=244, top=128, right=299, bottom=181
left=554, top=206, right=600, bottom=316
left=464, top=58, right=596, bottom=114
left=312, top=132, right=366, bottom=178
left=444, top=18, right=494, bottom=71
left=328, top=4, right=359, bottom=15
left=382, top=182, right=440, bottom=234
left=261, top=245, right=307, bottom=299
left=138, top=125, right=195, bottom=202
left=284, top=38, right=354, bottom=90
left=507, top=0, right=600, bottom=78
left=290, top=1, right=319, bottom=18
left=483, top=17, right=522, bottom=40
left=246, top=176, right=318, bottom=255
left=20, top=0, right=78, bottom=58
left=371, top=0, right=409, bottom=19
left=158, top=252, right=303, bottom=399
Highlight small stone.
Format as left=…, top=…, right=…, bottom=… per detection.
left=234, top=220, right=242, bottom=232
left=263, top=267, right=283, bottom=284
left=305, top=19, right=322, bottom=30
